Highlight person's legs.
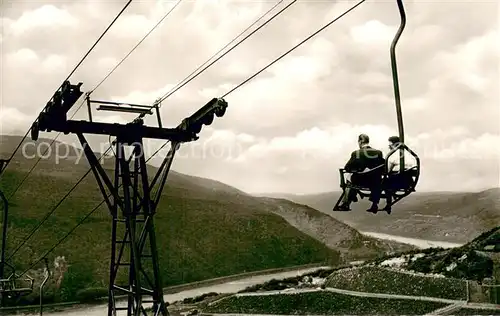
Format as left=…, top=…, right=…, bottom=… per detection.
left=370, top=186, right=381, bottom=204
left=365, top=174, right=382, bottom=213
left=341, top=187, right=352, bottom=204
left=347, top=174, right=362, bottom=203
left=384, top=192, right=392, bottom=213
left=366, top=186, right=380, bottom=213
left=341, top=174, right=353, bottom=204
left=384, top=174, right=395, bottom=213
left=333, top=188, right=351, bottom=211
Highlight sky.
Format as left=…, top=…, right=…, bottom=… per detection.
left=1, top=0, right=499, bottom=194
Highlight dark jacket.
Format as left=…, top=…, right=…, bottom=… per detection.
left=344, top=145, right=385, bottom=173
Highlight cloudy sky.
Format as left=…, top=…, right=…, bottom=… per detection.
left=1, top=0, right=499, bottom=194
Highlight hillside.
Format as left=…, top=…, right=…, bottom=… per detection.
left=270, top=189, right=500, bottom=243
left=0, top=135, right=404, bottom=305
left=256, top=197, right=414, bottom=260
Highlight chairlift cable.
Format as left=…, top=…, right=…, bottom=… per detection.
left=151, top=0, right=287, bottom=110
left=90, top=0, right=184, bottom=94
left=6, top=147, right=113, bottom=261
left=222, top=0, right=366, bottom=98
left=155, top=0, right=297, bottom=105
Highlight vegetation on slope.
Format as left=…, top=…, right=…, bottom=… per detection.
left=203, top=291, right=448, bottom=314
left=325, top=266, right=467, bottom=300
left=407, top=247, right=494, bottom=281
left=467, top=226, right=500, bottom=251
left=402, top=227, right=499, bottom=281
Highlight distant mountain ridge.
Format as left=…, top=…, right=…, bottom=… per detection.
left=266, top=188, right=500, bottom=243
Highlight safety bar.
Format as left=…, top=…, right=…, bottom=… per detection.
left=338, top=164, right=385, bottom=188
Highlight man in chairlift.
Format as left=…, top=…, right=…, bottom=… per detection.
left=386, top=136, right=414, bottom=173
left=384, top=135, right=415, bottom=212
left=334, top=134, right=385, bottom=213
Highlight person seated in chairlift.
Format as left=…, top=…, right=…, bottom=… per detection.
left=334, top=134, right=385, bottom=213
left=383, top=135, right=416, bottom=213
left=386, top=135, right=414, bottom=173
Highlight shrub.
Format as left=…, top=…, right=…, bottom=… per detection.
left=182, top=292, right=219, bottom=304
left=75, top=287, right=108, bottom=303
left=58, top=263, right=95, bottom=302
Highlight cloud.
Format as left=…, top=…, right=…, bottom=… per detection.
left=3, top=4, right=79, bottom=36
left=41, top=54, right=68, bottom=71
left=0, top=0, right=498, bottom=194
left=0, top=108, right=32, bottom=135
left=5, top=48, right=39, bottom=65
left=350, top=19, right=396, bottom=44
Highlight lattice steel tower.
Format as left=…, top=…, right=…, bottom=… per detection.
left=30, top=81, right=228, bottom=315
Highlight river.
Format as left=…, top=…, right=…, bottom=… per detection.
left=14, top=233, right=462, bottom=315
left=360, top=231, right=463, bottom=249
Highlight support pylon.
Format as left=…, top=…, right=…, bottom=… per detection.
left=29, top=80, right=228, bottom=315
left=78, top=133, right=178, bottom=316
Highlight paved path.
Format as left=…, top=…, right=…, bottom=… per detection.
left=323, top=287, right=463, bottom=304
left=234, top=287, right=463, bottom=304
left=424, top=303, right=465, bottom=315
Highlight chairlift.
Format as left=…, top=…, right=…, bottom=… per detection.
left=333, top=0, right=421, bottom=214
left=333, top=144, right=420, bottom=213
left=0, top=261, right=34, bottom=301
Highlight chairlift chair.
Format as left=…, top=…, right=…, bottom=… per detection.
left=0, top=261, right=34, bottom=300
left=333, top=144, right=420, bottom=213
